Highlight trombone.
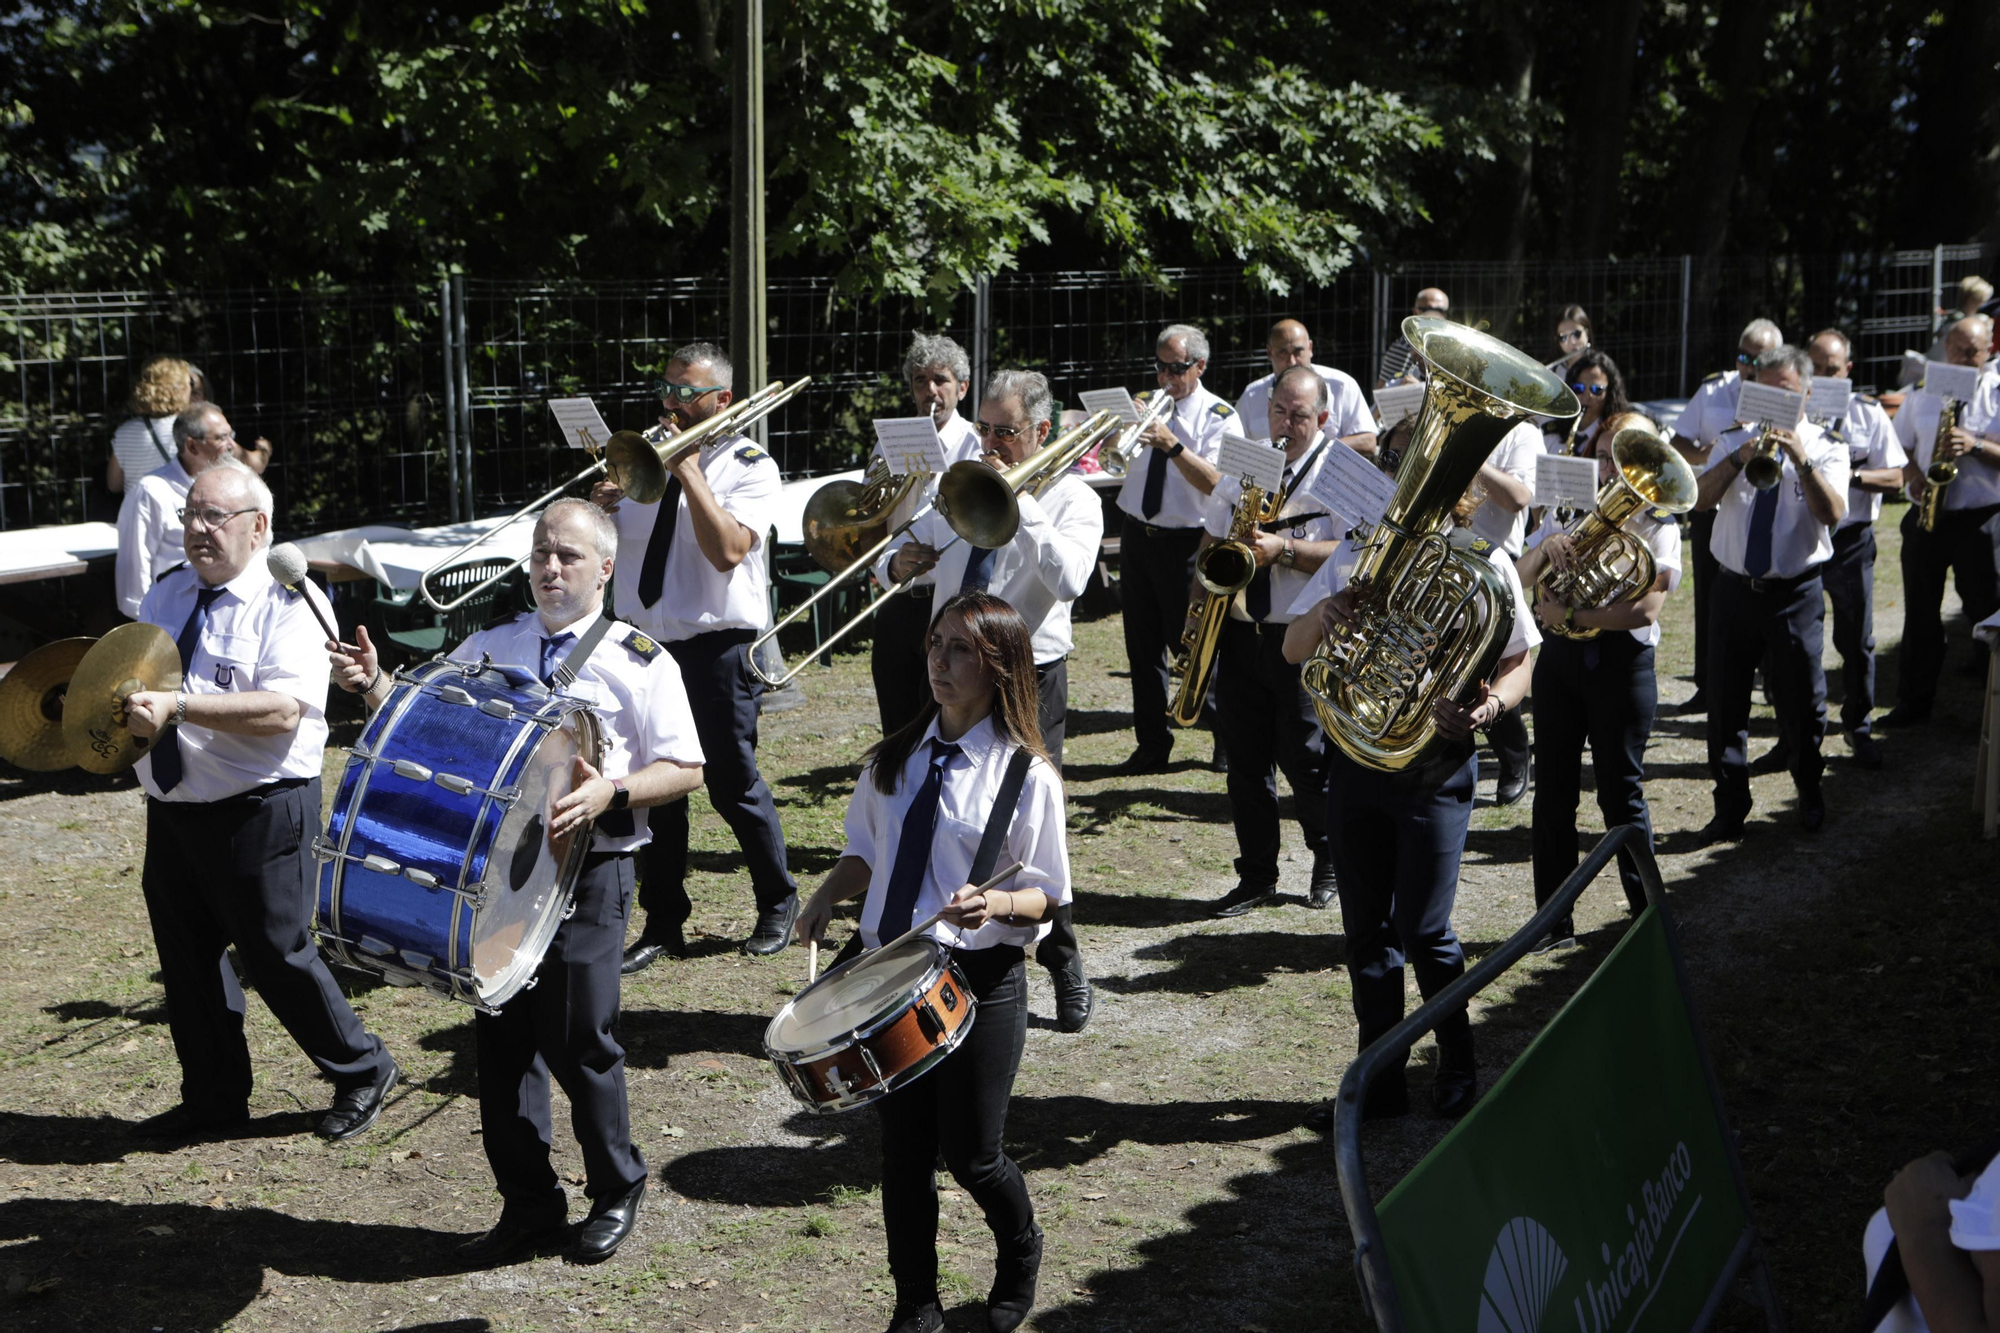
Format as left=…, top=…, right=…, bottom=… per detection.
left=749, top=410, right=1121, bottom=688
left=415, top=377, right=811, bottom=612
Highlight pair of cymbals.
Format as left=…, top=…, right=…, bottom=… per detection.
left=0, top=624, right=181, bottom=774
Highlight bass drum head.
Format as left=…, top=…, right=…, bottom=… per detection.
left=468, top=705, right=599, bottom=1005
left=768, top=936, right=942, bottom=1056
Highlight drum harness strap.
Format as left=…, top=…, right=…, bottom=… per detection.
left=547, top=613, right=622, bottom=692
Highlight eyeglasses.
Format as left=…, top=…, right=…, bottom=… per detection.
left=1155, top=358, right=1199, bottom=376
left=654, top=380, right=724, bottom=404
left=1415, top=305, right=1448, bottom=316
left=1570, top=382, right=1606, bottom=397
left=176, top=505, right=259, bottom=530
left=973, top=421, right=1028, bottom=440
left=1557, top=330, right=1587, bottom=344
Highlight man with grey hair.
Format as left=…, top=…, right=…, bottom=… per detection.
left=882, top=366, right=1104, bottom=1029
left=1669, top=316, right=1785, bottom=715
left=1114, top=322, right=1233, bottom=772
left=115, top=402, right=240, bottom=617
left=871, top=333, right=986, bottom=738
left=1691, top=343, right=1849, bottom=843
left=591, top=340, right=800, bottom=967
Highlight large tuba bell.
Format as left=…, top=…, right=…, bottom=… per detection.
left=1534, top=420, right=1698, bottom=641
left=1300, top=317, right=1579, bottom=772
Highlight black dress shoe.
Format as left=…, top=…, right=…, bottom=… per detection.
left=1307, top=850, right=1338, bottom=910
left=987, top=1223, right=1043, bottom=1333
left=1676, top=690, right=1708, bottom=715
left=1209, top=738, right=1229, bottom=773
left=317, top=1060, right=399, bottom=1142
left=1433, top=1068, right=1478, bottom=1119
left=1878, top=704, right=1931, bottom=728
left=1748, top=744, right=1792, bottom=776
left=131, top=1101, right=249, bottom=1140
left=1693, top=812, right=1746, bottom=849
left=1210, top=881, right=1278, bottom=918
left=1848, top=732, right=1884, bottom=770
left=742, top=895, right=799, bottom=957
left=460, top=1213, right=569, bottom=1268
left=1116, top=745, right=1172, bottom=775
left=621, top=926, right=687, bottom=976
left=1799, top=788, right=1826, bottom=832
left=1494, top=766, right=1529, bottom=808
left=1530, top=924, right=1577, bottom=954
left=885, top=1302, right=945, bottom=1333
left=1051, top=961, right=1093, bottom=1034
left=573, top=1178, right=645, bottom=1264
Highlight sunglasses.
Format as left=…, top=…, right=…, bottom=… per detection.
left=1415, top=305, right=1448, bottom=316
left=1570, top=382, right=1606, bottom=397
left=973, top=421, right=1027, bottom=440
left=1735, top=351, right=1758, bottom=366
left=655, top=380, right=724, bottom=404
left=1558, top=330, right=1587, bottom=344
left=1155, top=358, right=1199, bottom=376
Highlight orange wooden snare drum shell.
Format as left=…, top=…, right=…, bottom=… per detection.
left=765, top=941, right=976, bottom=1112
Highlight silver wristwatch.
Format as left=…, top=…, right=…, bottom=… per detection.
left=172, top=692, right=187, bottom=727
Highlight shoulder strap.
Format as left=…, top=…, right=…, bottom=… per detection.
left=551, top=614, right=620, bottom=691
left=146, top=418, right=173, bottom=464
left=969, top=748, right=1034, bottom=886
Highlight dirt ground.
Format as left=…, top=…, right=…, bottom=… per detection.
left=1, top=502, right=1996, bottom=1332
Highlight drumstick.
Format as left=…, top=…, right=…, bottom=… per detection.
left=807, top=938, right=819, bottom=986
left=874, top=861, right=1026, bottom=957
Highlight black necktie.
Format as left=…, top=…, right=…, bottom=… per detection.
left=878, top=740, right=961, bottom=941
left=1141, top=399, right=1177, bottom=518
left=636, top=476, right=686, bottom=609
left=960, top=545, right=997, bottom=594
left=1245, top=466, right=1292, bottom=622
left=150, top=585, right=225, bottom=794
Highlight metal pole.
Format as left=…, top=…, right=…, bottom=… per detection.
left=1678, top=254, right=1692, bottom=396
left=730, top=0, right=770, bottom=447
left=1370, top=268, right=1384, bottom=384
left=441, top=278, right=461, bottom=523
left=1932, top=243, right=1945, bottom=339
left=971, top=274, right=991, bottom=413
left=454, top=275, right=474, bottom=517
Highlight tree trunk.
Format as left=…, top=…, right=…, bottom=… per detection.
left=1674, top=0, right=1775, bottom=262
left=1490, top=18, right=1537, bottom=338
left=1574, top=0, right=1646, bottom=258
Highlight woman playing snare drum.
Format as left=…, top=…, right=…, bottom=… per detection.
left=796, top=591, right=1071, bottom=1333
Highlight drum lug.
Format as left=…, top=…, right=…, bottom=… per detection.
left=434, top=685, right=477, bottom=707
left=310, top=835, right=337, bottom=862
left=391, top=758, right=434, bottom=783
left=856, top=1044, right=884, bottom=1085
left=433, top=772, right=476, bottom=796
left=915, top=1001, right=947, bottom=1043
left=362, top=853, right=402, bottom=875
left=477, top=698, right=516, bottom=721
left=400, top=949, right=435, bottom=973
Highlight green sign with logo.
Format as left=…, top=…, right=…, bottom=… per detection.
left=1377, top=907, right=1748, bottom=1333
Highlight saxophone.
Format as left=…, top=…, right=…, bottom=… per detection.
left=1535, top=422, right=1699, bottom=641
left=1919, top=397, right=1961, bottom=533
left=1300, top=317, right=1580, bottom=771
left=1167, top=471, right=1282, bottom=727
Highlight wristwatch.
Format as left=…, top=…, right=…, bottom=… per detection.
left=1279, top=540, right=1296, bottom=568
left=172, top=692, right=187, bottom=727
left=1166, top=441, right=1185, bottom=459
left=1797, top=458, right=1816, bottom=475
left=608, top=778, right=630, bottom=812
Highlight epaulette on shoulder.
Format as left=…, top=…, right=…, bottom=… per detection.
left=1210, top=401, right=1234, bottom=417
left=157, top=561, right=189, bottom=581
left=1858, top=394, right=1880, bottom=405
left=483, top=609, right=525, bottom=631
left=1700, top=370, right=1726, bottom=384
left=734, top=443, right=766, bottom=463
left=622, top=625, right=663, bottom=663
left=1447, top=530, right=1493, bottom=555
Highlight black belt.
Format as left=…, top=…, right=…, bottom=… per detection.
left=1720, top=566, right=1823, bottom=595
left=151, top=776, right=310, bottom=812
left=1126, top=520, right=1201, bottom=539
left=904, top=584, right=934, bottom=600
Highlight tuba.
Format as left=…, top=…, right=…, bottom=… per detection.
left=1168, top=463, right=1284, bottom=728
left=1919, top=397, right=1961, bottom=533
left=1300, top=317, right=1579, bottom=772
left=1535, top=421, right=1698, bottom=641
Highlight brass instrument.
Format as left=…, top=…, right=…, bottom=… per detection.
left=61, top=623, right=182, bottom=775
left=749, top=411, right=1122, bottom=688
left=1919, top=397, right=1962, bottom=533
left=1534, top=422, right=1699, bottom=641
left=1742, top=424, right=1785, bottom=491
left=416, top=377, right=812, bottom=613
left=1167, top=467, right=1284, bottom=727
left=801, top=458, right=925, bottom=572
left=1300, top=316, right=1579, bottom=772
left=1097, top=389, right=1177, bottom=479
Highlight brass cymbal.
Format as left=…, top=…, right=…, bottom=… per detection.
left=604, top=430, right=669, bottom=506
left=0, top=638, right=96, bottom=772
left=62, top=623, right=182, bottom=775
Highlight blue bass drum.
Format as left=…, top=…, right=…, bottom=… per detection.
left=314, top=658, right=602, bottom=1010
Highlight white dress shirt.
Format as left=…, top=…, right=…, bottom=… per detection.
left=1542, top=416, right=1606, bottom=460
left=1469, top=421, right=1541, bottom=557
left=1832, top=395, right=1905, bottom=528
left=1892, top=369, right=2000, bottom=513
left=1200, top=441, right=1344, bottom=625
left=1525, top=510, right=1682, bottom=647
left=883, top=471, right=1103, bottom=665
left=111, top=415, right=178, bottom=487
left=870, top=413, right=986, bottom=534
left=607, top=430, right=780, bottom=641
left=450, top=609, right=705, bottom=854
left=1703, top=421, right=1850, bottom=578
left=1113, top=382, right=1234, bottom=529
left=1288, top=537, right=1542, bottom=660
left=135, top=560, right=333, bottom=803
left=842, top=713, right=1071, bottom=952
left=1234, top=366, right=1373, bottom=446
left=116, top=455, right=194, bottom=618
left=1670, top=371, right=1742, bottom=447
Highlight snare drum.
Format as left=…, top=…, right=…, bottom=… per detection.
left=315, top=658, right=602, bottom=1010
left=765, top=936, right=976, bottom=1113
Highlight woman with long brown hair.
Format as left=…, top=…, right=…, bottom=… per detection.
left=1544, top=347, right=1639, bottom=460
left=796, top=590, right=1070, bottom=1333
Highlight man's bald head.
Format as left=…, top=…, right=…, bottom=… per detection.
left=1943, top=315, right=1993, bottom=369
left=1266, top=319, right=1314, bottom=373
left=1413, top=288, right=1449, bottom=316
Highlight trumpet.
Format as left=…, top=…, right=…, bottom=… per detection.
left=415, top=378, right=811, bottom=613
left=1096, top=389, right=1177, bottom=479
left=1168, top=463, right=1284, bottom=727
left=1919, top=397, right=1961, bottom=533
left=1535, top=423, right=1698, bottom=641
left=1742, top=424, right=1785, bottom=491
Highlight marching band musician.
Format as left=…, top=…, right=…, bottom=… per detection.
left=122, top=458, right=400, bottom=1143
left=871, top=335, right=987, bottom=739
left=590, top=341, right=801, bottom=968
left=1882, top=314, right=2000, bottom=729
left=1669, top=317, right=1784, bottom=716
left=330, top=498, right=706, bottom=1266
left=1233, top=319, right=1378, bottom=458
left=1375, top=289, right=1450, bottom=388
left=1541, top=349, right=1638, bottom=463
left=115, top=403, right=240, bottom=619
left=1114, top=323, right=1234, bottom=773
left=879, top=369, right=1103, bottom=1032
left=1201, top=365, right=1342, bottom=919
left=1691, top=344, right=1850, bottom=844
left=1283, top=493, right=1540, bottom=1126
left=1515, top=438, right=1681, bottom=951
left=795, top=592, right=1071, bottom=1333
left=1806, top=328, right=1907, bottom=767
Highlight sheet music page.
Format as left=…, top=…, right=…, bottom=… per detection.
left=1308, top=441, right=1398, bottom=533
left=871, top=417, right=946, bottom=475
left=1536, top=454, right=1602, bottom=512
left=1806, top=377, right=1851, bottom=422
left=1922, top=361, right=1981, bottom=403
left=1078, top=387, right=1142, bottom=424
left=1218, top=434, right=1286, bottom=494
left=548, top=397, right=613, bottom=451
left=1735, top=381, right=1806, bottom=429
left=1373, top=382, right=1426, bottom=429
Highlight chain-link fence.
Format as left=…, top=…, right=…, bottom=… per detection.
left=3, top=245, right=1986, bottom=533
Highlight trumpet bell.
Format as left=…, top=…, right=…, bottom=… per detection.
left=605, top=429, right=669, bottom=504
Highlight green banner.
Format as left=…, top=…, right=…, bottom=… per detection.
left=1376, top=907, right=1747, bottom=1333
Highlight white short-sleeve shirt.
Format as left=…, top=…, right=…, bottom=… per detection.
left=450, top=609, right=705, bottom=853
left=1861, top=1151, right=2000, bottom=1333
left=1287, top=536, right=1541, bottom=660
left=116, top=456, right=194, bottom=618
left=111, top=415, right=178, bottom=487
left=1114, top=382, right=1234, bottom=529
left=1234, top=365, right=1374, bottom=447
left=1670, top=371, right=1742, bottom=448
left=1833, top=395, right=1906, bottom=528
left=1892, top=370, right=2000, bottom=513
left=135, top=561, right=333, bottom=803
left=841, top=713, right=1071, bottom=952
left=871, top=412, right=985, bottom=534
left=1199, top=441, right=1344, bottom=625
left=1703, top=421, right=1850, bottom=578
left=607, top=430, right=780, bottom=641
left=1468, top=420, right=1541, bottom=557
left=1525, top=509, right=1682, bottom=646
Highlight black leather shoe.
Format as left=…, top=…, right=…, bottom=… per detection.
left=1433, top=1068, right=1478, bottom=1119
left=621, top=926, right=687, bottom=976
left=573, top=1178, right=645, bottom=1264
left=131, top=1102, right=248, bottom=1140
left=317, top=1060, right=399, bottom=1142
left=1676, top=690, right=1708, bottom=715
left=1878, top=704, right=1931, bottom=729
left=885, top=1302, right=945, bottom=1333
left=987, top=1223, right=1043, bottom=1333
left=1531, top=924, right=1577, bottom=954
left=1052, top=961, right=1093, bottom=1034
left=1799, top=788, right=1826, bottom=832
left=1749, top=744, right=1792, bottom=776
left=742, top=895, right=799, bottom=957
left=1116, top=745, right=1172, bottom=775
left=1494, top=767, right=1529, bottom=807
left=1209, top=738, right=1229, bottom=773
left=1307, top=850, right=1338, bottom=910
left=460, top=1213, right=568, bottom=1268
left=1210, top=881, right=1278, bottom=918
left=1693, top=812, right=1746, bottom=849
left=1848, top=732, right=1884, bottom=770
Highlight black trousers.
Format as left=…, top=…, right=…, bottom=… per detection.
left=878, top=945, right=1033, bottom=1310
left=1325, top=748, right=1477, bottom=1071
left=1531, top=634, right=1657, bottom=920
left=477, top=851, right=645, bottom=1221
left=1824, top=521, right=1881, bottom=735
left=1706, top=568, right=1828, bottom=814
left=1687, top=510, right=1719, bottom=693
left=872, top=586, right=935, bottom=739
left=141, top=778, right=389, bottom=1111
left=1897, top=503, right=2000, bottom=711
left=1484, top=704, right=1530, bottom=779
left=1033, top=658, right=1081, bottom=979
left=640, top=628, right=796, bottom=930
left=1215, top=618, right=1329, bottom=885
left=1119, top=521, right=1205, bottom=753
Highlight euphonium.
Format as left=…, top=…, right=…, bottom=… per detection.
left=1167, top=465, right=1285, bottom=728
left=1742, top=424, right=1785, bottom=491
left=1098, top=389, right=1177, bottom=478
left=1300, top=317, right=1579, bottom=772
left=1535, top=422, right=1699, bottom=641
left=1919, top=397, right=1961, bottom=533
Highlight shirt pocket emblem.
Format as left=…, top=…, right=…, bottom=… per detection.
left=213, top=663, right=235, bottom=688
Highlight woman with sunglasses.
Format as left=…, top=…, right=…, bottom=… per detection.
left=1543, top=349, right=1638, bottom=462
left=796, top=592, right=1071, bottom=1333
left=1547, top=305, right=1594, bottom=376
